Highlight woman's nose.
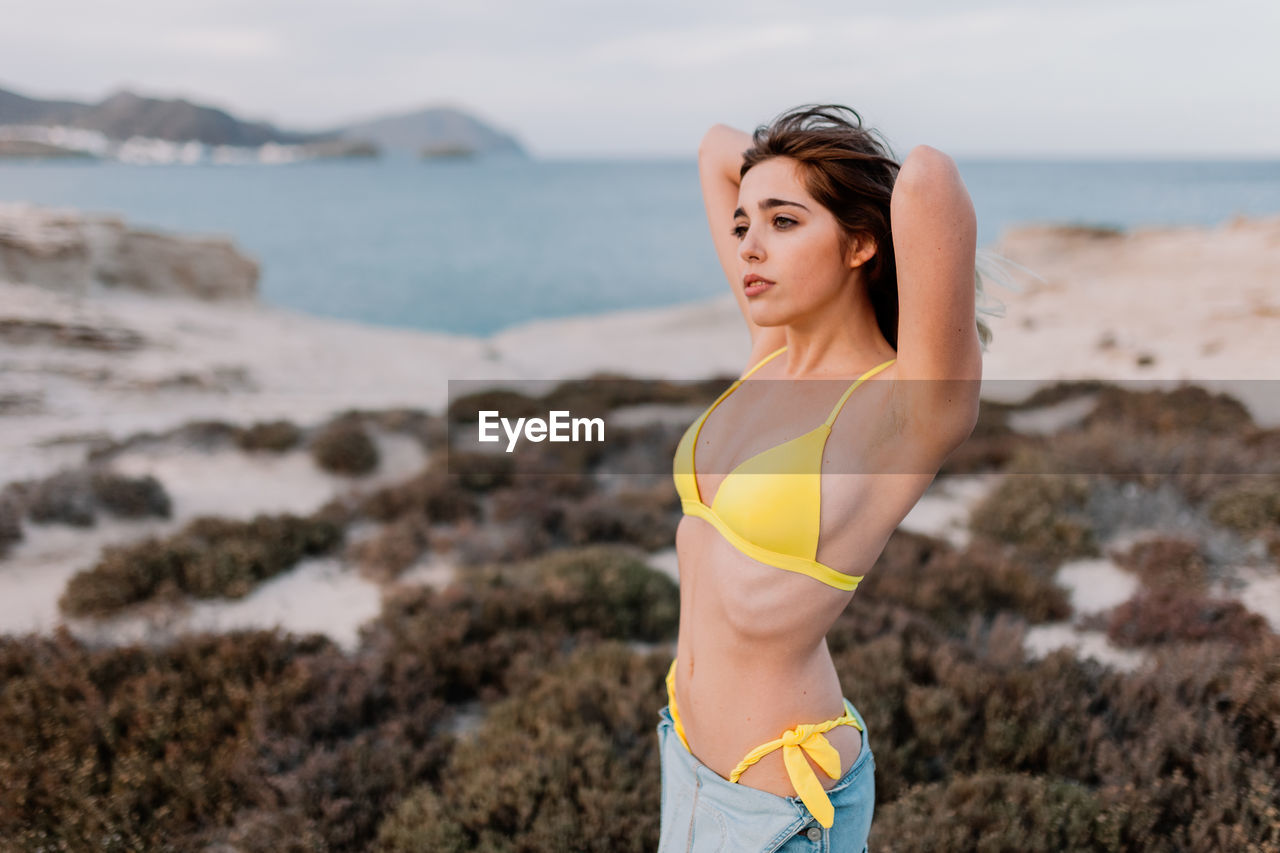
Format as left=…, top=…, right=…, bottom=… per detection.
left=739, top=227, right=764, bottom=262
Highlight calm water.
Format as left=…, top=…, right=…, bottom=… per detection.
left=3, top=153, right=1278, bottom=336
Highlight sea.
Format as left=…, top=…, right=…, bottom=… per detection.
left=3, top=153, right=1279, bottom=338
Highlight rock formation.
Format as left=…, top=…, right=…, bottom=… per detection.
left=0, top=203, right=258, bottom=299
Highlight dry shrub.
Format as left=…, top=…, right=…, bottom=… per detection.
left=873, top=771, right=1105, bottom=852
left=968, top=450, right=1097, bottom=563
left=1106, top=589, right=1271, bottom=648
left=1083, top=385, right=1254, bottom=436
left=358, top=545, right=677, bottom=708
left=542, top=374, right=723, bottom=415
left=511, top=437, right=606, bottom=483
left=858, top=531, right=1072, bottom=633
left=0, top=630, right=366, bottom=850
left=90, top=469, right=171, bottom=519
left=3, top=545, right=678, bottom=851
left=560, top=488, right=678, bottom=551
left=373, top=643, right=663, bottom=853
left=5, top=543, right=1278, bottom=851
left=1109, top=536, right=1210, bottom=592
left=181, top=515, right=344, bottom=598
left=489, top=485, right=567, bottom=528
left=358, top=467, right=480, bottom=525
left=824, top=596, right=1280, bottom=851
left=477, top=482, right=675, bottom=565
left=972, top=381, right=1274, bottom=509
left=360, top=408, right=441, bottom=453
left=83, top=418, right=241, bottom=464
left=446, top=388, right=542, bottom=424
left=23, top=467, right=99, bottom=526
left=236, top=419, right=302, bottom=452
left=463, top=545, right=680, bottom=645
left=0, top=490, right=23, bottom=555
left=447, top=450, right=515, bottom=491
left=311, top=418, right=380, bottom=475
left=348, top=515, right=432, bottom=581
left=0, top=627, right=456, bottom=853
left=1205, top=478, right=1280, bottom=535
left=1084, top=638, right=1280, bottom=851
left=59, top=512, right=343, bottom=616
left=222, top=719, right=449, bottom=852
left=18, top=466, right=172, bottom=527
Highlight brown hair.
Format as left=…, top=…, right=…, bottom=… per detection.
left=740, top=104, right=904, bottom=348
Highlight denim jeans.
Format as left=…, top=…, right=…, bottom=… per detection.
left=656, top=700, right=876, bottom=852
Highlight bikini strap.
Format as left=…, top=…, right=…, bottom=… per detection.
left=822, top=358, right=896, bottom=428
left=738, top=345, right=788, bottom=381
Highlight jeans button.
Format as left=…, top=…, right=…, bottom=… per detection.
left=805, top=825, right=822, bottom=841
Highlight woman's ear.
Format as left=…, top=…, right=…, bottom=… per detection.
left=846, top=234, right=877, bottom=269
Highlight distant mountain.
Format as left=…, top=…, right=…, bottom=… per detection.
left=324, top=105, right=526, bottom=157
left=0, top=85, right=328, bottom=146
left=0, top=85, right=527, bottom=157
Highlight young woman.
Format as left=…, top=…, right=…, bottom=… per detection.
left=657, top=105, right=993, bottom=852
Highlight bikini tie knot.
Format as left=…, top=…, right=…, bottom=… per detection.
left=781, top=724, right=821, bottom=747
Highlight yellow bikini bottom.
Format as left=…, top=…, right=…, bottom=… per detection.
left=664, top=657, right=863, bottom=829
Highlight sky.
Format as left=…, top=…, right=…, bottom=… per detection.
left=2, top=0, right=1277, bottom=159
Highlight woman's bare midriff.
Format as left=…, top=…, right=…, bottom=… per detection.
left=672, top=515, right=871, bottom=799
left=672, top=360, right=944, bottom=799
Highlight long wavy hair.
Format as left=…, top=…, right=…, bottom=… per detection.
left=740, top=104, right=1007, bottom=352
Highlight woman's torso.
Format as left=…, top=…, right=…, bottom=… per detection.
left=673, top=358, right=942, bottom=797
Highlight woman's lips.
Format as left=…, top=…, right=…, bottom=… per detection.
left=745, top=281, right=774, bottom=296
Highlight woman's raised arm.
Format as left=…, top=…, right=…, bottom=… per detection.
left=890, top=145, right=983, bottom=446
left=698, top=124, right=787, bottom=355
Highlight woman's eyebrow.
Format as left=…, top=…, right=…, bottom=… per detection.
left=733, top=198, right=811, bottom=218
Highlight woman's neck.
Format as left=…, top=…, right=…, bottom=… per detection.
left=778, top=285, right=895, bottom=379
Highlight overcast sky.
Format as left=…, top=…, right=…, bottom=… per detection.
left=3, top=0, right=1276, bottom=159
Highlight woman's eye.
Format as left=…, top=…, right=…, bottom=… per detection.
left=730, top=224, right=747, bottom=238
left=774, top=216, right=795, bottom=228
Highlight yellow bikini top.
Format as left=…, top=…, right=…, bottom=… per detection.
left=672, top=345, right=896, bottom=591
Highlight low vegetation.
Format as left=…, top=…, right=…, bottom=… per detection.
left=59, top=512, right=343, bottom=616
left=4, top=381, right=1277, bottom=850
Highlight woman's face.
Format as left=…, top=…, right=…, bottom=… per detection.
left=734, top=156, right=870, bottom=325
